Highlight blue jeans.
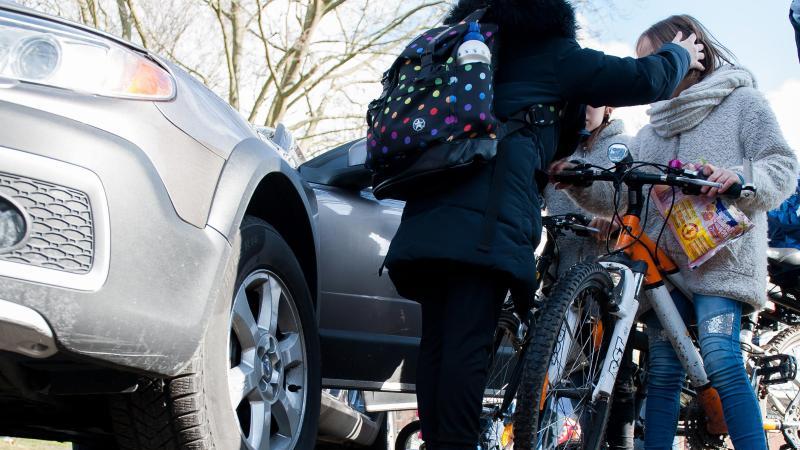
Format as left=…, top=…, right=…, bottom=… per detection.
left=642, top=291, right=766, bottom=450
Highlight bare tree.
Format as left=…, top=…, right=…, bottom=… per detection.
left=247, top=1, right=445, bottom=141
left=16, top=0, right=612, bottom=156
left=20, top=0, right=445, bottom=155
left=201, top=0, right=248, bottom=109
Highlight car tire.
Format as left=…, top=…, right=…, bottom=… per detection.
left=111, top=216, right=321, bottom=450
left=394, top=419, right=421, bottom=450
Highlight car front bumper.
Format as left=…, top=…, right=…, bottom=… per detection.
left=0, top=89, right=232, bottom=377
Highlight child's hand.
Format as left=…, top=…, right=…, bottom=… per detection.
left=589, top=217, right=620, bottom=241
left=549, top=159, right=577, bottom=190
left=701, top=164, right=740, bottom=197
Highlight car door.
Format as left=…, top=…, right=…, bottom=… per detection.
left=299, top=140, right=420, bottom=392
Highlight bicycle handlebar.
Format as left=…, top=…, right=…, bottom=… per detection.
left=552, top=165, right=756, bottom=199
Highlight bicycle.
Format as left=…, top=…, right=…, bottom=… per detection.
left=738, top=250, right=800, bottom=450
left=509, top=142, right=786, bottom=450
left=475, top=213, right=602, bottom=449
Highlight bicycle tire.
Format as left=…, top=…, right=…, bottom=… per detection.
left=766, top=325, right=800, bottom=353
left=479, top=299, right=533, bottom=448
left=766, top=325, right=800, bottom=449
left=513, top=263, right=614, bottom=450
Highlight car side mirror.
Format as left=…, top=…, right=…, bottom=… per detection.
left=332, top=140, right=371, bottom=189
left=347, top=139, right=367, bottom=167
left=273, top=123, right=295, bottom=153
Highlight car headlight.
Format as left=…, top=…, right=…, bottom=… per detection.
left=0, top=9, right=174, bottom=100
left=0, top=195, right=27, bottom=251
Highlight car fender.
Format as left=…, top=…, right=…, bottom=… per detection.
left=207, top=137, right=320, bottom=305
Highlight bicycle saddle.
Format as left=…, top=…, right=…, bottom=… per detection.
left=767, top=247, right=800, bottom=269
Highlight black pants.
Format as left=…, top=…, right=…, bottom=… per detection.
left=416, top=269, right=508, bottom=450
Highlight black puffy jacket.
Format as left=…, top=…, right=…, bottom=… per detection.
left=385, top=0, right=690, bottom=300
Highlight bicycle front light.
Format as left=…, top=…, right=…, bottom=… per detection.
left=0, top=9, right=174, bottom=100
left=607, top=143, right=630, bottom=164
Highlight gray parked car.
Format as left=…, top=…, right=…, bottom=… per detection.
left=0, top=3, right=418, bottom=450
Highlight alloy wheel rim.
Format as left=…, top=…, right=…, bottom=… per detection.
left=227, top=269, right=307, bottom=450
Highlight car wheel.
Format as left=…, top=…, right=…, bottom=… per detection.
left=394, top=419, right=422, bottom=450
left=111, top=216, right=321, bottom=450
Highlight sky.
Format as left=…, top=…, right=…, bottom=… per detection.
left=577, top=0, right=800, bottom=151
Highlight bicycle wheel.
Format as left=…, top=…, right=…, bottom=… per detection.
left=513, top=263, right=614, bottom=450
left=480, top=297, right=534, bottom=450
left=766, top=325, right=800, bottom=448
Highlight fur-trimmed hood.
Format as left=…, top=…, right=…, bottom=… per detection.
left=444, top=0, right=578, bottom=39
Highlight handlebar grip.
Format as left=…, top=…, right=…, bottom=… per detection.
left=551, top=172, right=580, bottom=183
left=723, top=183, right=742, bottom=198
left=682, top=182, right=744, bottom=199
left=552, top=170, right=593, bottom=187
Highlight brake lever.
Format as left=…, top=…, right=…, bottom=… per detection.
left=571, top=224, right=600, bottom=234
left=565, top=213, right=592, bottom=226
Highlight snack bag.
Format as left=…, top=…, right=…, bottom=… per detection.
left=651, top=185, right=754, bottom=268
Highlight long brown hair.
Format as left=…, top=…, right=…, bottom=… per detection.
left=637, top=15, right=737, bottom=86
left=582, top=109, right=612, bottom=153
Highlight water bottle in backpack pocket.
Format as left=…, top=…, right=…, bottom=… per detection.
left=365, top=10, right=503, bottom=201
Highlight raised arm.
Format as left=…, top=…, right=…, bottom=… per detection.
left=557, top=41, right=691, bottom=107
left=792, top=1, right=800, bottom=62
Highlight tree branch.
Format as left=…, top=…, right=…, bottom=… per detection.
left=124, top=0, right=148, bottom=47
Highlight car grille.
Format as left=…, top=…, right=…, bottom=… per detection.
left=0, top=172, right=94, bottom=274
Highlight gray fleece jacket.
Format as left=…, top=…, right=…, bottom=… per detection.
left=544, top=120, right=630, bottom=276
left=568, top=66, right=798, bottom=310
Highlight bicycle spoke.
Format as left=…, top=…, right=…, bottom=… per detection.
left=480, top=305, right=531, bottom=448
left=535, top=288, right=607, bottom=449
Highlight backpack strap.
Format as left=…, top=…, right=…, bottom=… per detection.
left=463, top=7, right=488, bottom=23
left=419, top=26, right=457, bottom=79
left=498, top=104, right=559, bottom=138
left=477, top=104, right=559, bottom=253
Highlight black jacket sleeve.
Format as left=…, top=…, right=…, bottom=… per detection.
left=557, top=41, right=690, bottom=107
left=791, top=8, right=800, bottom=63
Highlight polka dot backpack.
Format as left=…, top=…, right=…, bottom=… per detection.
left=365, top=8, right=515, bottom=201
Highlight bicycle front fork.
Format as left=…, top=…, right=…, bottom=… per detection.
left=574, top=262, right=644, bottom=450
left=592, top=262, right=644, bottom=402
left=649, top=275, right=728, bottom=435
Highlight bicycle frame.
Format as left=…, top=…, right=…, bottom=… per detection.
left=613, top=213, right=713, bottom=391
left=604, top=210, right=728, bottom=433
left=544, top=179, right=729, bottom=442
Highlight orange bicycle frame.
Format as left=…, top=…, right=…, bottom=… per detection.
left=613, top=213, right=728, bottom=435
left=613, top=214, right=678, bottom=288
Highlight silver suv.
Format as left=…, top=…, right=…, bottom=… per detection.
left=0, top=3, right=415, bottom=450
